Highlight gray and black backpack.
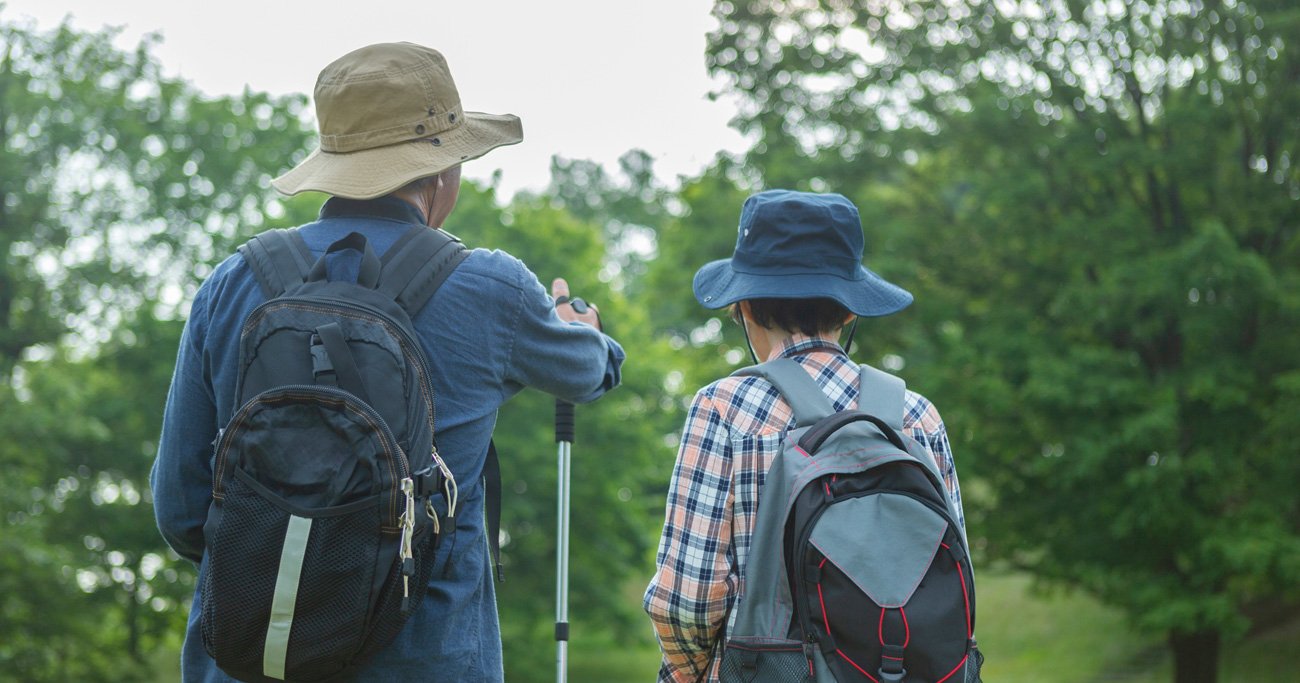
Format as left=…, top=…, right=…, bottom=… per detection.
left=199, top=225, right=471, bottom=682
left=719, top=359, right=983, bottom=683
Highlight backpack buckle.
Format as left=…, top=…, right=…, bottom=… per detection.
left=879, top=643, right=906, bottom=681
left=309, top=333, right=337, bottom=385
left=411, top=466, right=441, bottom=498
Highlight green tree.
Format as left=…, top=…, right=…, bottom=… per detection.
left=0, top=14, right=310, bottom=377
left=708, top=1, right=1300, bottom=681
left=0, top=15, right=311, bottom=680
left=446, top=175, right=686, bottom=681
left=0, top=314, right=194, bottom=682
left=545, top=150, right=673, bottom=297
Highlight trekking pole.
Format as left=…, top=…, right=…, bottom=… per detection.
left=554, top=293, right=593, bottom=683
left=555, top=398, right=575, bottom=683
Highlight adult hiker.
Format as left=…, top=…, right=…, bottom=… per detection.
left=643, top=190, right=971, bottom=682
left=152, top=42, right=624, bottom=681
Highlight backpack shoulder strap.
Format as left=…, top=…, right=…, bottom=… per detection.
left=857, top=364, right=907, bottom=432
left=237, top=228, right=313, bottom=298
left=484, top=439, right=503, bottom=582
left=377, top=226, right=471, bottom=317
left=732, top=358, right=836, bottom=428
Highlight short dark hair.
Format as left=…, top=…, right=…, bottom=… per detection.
left=730, top=298, right=852, bottom=336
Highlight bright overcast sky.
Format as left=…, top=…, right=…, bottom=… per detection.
left=4, top=0, right=752, bottom=198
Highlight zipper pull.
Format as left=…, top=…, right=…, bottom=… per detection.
left=802, top=640, right=817, bottom=679
left=400, top=557, right=415, bottom=613
left=425, top=499, right=441, bottom=535
left=432, top=448, right=458, bottom=519
left=399, top=477, right=416, bottom=613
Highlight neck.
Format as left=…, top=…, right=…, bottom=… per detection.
left=391, top=190, right=433, bottom=226
left=753, top=327, right=796, bottom=362
left=746, top=326, right=850, bottom=363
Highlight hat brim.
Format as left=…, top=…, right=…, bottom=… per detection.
left=692, top=259, right=913, bottom=317
left=271, top=112, right=523, bottom=199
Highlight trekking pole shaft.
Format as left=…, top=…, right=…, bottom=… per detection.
left=555, top=400, right=574, bottom=683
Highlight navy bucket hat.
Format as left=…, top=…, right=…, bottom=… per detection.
left=692, top=190, right=913, bottom=317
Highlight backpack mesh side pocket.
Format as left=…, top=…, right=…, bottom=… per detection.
left=359, top=520, right=436, bottom=657
left=279, top=498, right=385, bottom=680
left=719, top=640, right=813, bottom=682
left=202, top=474, right=286, bottom=670
left=202, top=471, right=385, bottom=682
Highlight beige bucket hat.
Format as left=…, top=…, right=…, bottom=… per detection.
left=272, top=42, right=523, bottom=199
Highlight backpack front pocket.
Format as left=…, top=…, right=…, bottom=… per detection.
left=203, top=385, right=431, bottom=681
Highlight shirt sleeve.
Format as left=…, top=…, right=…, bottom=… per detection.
left=644, top=386, right=735, bottom=683
left=150, top=287, right=219, bottom=565
left=503, top=261, right=624, bottom=404
left=904, top=392, right=966, bottom=534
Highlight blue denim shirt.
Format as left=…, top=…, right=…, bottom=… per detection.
left=151, top=197, right=625, bottom=682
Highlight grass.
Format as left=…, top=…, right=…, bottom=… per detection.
left=560, top=571, right=1300, bottom=683
left=568, top=632, right=664, bottom=682
left=975, top=572, right=1163, bottom=683
left=145, top=570, right=1297, bottom=682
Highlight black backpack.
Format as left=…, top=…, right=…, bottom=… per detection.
left=718, top=359, right=982, bottom=683
left=200, top=226, right=470, bottom=682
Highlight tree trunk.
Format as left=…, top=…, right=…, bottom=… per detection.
left=1169, top=629, right=1220, bottom=683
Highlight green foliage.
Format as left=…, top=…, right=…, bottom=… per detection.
left=709, top=0, right=1300, bottom=680
left=0, top=13, right=310, bottom=375
left=5, top=2, right=1299, bottom=681
left=444, top=176, right=687, bottom=681
left=0, top=313, right=191, bottom=681
left=0, top=15, right=309, bottom=680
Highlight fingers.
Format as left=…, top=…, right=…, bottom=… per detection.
left=572, top=305, right=602, bottom=331
left=551, top=278, right=603, bottom=331
left=551, top=278, right=570, bottom=302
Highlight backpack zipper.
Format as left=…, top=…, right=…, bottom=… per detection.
left=791, top=481, right=826, bottom=673
left=239, top=297, right=452, bottom=515
left=399, top=477, right=416, bottom=612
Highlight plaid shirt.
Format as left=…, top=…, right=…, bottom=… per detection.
left=643, top=334, right=966, bottom=683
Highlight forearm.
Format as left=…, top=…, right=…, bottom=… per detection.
left=505, top=270, right=624, bottom=402
left=645, top=576, right=726, bottom=682
left=151, top=325, right=217, bottom=564
left=645, top=387, right=734, bottom=682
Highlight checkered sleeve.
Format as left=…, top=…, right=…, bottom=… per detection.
left=904, top=391, right=966, bottom=533
left=644, top=385, right=735, bottom=683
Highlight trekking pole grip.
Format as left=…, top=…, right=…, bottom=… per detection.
left=555, top=400, right=576, bottom=443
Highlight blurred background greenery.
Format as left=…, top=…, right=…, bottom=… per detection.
left=1, top=2, right=1297, bottom=682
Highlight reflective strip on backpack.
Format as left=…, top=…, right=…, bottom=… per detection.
left=263, top=515, right=313, bottom=680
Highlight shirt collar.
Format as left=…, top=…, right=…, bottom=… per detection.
left=319, top=195, right=427, bottom=226
left=769, top=333, right=847, bottom=361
